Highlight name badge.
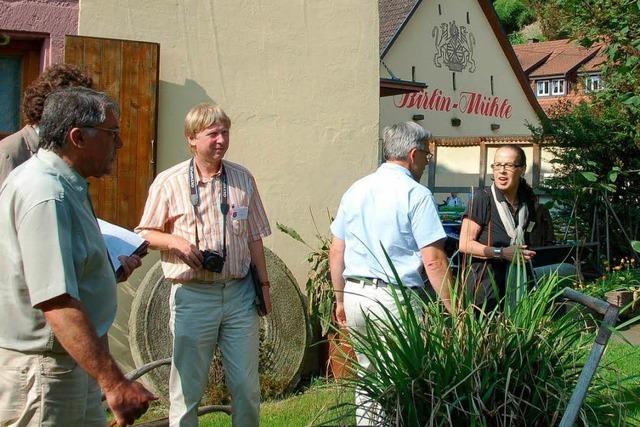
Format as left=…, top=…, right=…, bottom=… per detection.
left=527, top=221, right=536, bottom=233
left=231, top=206, right=249, bottom=220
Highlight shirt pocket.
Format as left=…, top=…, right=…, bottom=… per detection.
left=231, top=218, right=248, bottom=236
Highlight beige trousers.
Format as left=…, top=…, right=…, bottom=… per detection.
left=343, top=281, right=423, bottom=426
left=0, top=348, right=105, bottom=427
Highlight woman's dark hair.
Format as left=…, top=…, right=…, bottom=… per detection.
left=22, top=64, right=94, bottom=125
left=502, top=144, right=535, bottom=199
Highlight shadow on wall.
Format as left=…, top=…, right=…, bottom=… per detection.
left=155, top=78, right=216, bottom=171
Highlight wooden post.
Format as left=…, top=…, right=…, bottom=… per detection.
left=532, top=142, right=541, bottom=187
left=428, top=140, right=437, bottom=190
left=478, top=141, right=487, bottom=188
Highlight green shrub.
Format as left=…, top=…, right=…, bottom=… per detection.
left=324, top=272, right=635, bottom=425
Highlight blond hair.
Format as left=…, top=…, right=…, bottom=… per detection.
left=184, top=103, right=231, bottom=139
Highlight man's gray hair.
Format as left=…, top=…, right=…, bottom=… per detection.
left=382, top=121, right=431, bottom=161
left=39, top=87, right=119, bottom=150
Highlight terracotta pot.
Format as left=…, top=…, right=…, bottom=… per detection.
left=327, top=329, right=356, bottom=379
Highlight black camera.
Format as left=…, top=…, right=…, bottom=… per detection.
left=201, top=249, right=225, bottom=273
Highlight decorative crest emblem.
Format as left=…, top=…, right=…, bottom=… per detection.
left=432, top=21, right=476, bottom=73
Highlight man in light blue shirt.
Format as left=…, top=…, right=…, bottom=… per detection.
left=329, top=121, right=452, bottom=425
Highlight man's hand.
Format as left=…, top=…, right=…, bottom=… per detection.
left=168, top=236, right=203, bottom=269
left=262, top=285, right=272, bottom=315
left=501, top=245, right=536, bottom=261
left=116, top=255, right=142, bottom=282
left=105, top=379, right=157, bottom=426
left=335, top=301, right=347, bottom=327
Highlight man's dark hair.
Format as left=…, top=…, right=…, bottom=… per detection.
left=22, top=64, right=94, bottom=125
left=39, top=87, right=119, bottom=151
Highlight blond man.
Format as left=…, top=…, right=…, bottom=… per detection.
left=136, top=103, right=271, bottom=427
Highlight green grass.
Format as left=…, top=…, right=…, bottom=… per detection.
left=129, top=341, right=639, bottom=426
left=131, top=379, right=353, bottom=427
left=599, top=342, right=640, bottom=422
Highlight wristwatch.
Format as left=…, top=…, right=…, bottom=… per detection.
left=492, top=247, right=503, bottom=259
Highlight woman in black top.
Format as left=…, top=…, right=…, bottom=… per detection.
left=459, top=145, right=538, bottom=310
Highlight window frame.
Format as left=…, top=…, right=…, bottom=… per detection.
left=551, top=78, right=565, bottom=96
left=585, top=74, right=601, bottom=92
left=536, top=80, right=550, bottom=97
left=0, top=37, right=42, bottom=139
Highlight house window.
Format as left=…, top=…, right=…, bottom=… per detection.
left=551, top=79, right=565, bottom=95
left=536, top=80, right=549, bottom=96
left=0, top=37, right=42, bottom=139
left=585, top=75, right=601, bottom=92
left=0, top=56, right=22, bottom=134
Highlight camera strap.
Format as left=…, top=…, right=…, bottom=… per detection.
left=189, top=158, right=229, bottom=260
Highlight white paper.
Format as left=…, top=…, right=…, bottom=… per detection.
left=97, top=218, right=147, bottom=273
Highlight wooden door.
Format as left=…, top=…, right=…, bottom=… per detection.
left=65, top=35, right=159, bottom=229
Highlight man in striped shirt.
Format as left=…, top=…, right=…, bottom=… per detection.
left=136, top=103, right=271, bottom=427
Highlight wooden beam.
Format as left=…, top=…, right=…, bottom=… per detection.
left=428, top=140, right=437, bottom=190
left=532, top=142, right=541, bottom=187
left=479, top=141, right=488, bottom=188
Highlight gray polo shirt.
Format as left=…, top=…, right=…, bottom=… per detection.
left=0, top=149, right=117, bottom=352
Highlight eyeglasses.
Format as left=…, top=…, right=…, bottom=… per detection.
left=491, top=162, right=523, bottom=171
left=84, top=126, right=121, bottom=141
left=417, top=149, right=433, bottom=162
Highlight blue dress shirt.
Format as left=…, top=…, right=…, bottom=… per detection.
left=331, top=162, right=446, bottom=287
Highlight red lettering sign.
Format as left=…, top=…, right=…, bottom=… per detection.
left=394, top=88, right=512, bottom=119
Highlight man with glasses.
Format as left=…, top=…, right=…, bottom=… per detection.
left=0, top=87, right=156, bottom=427
left=459, top=144, right=538, bottom=311
left=136, top=103, right=271, bottom=427
left=329, top=121, right=452, bottom=425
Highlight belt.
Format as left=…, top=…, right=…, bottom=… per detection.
left=346, top=277, right=388, bottom=287
left=346, top=277, right=424, bottom=290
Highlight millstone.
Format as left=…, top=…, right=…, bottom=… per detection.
left=128, top=248, right=309, bottom=403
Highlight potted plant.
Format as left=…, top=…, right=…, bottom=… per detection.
left=277, top=214, right=354, bottom=378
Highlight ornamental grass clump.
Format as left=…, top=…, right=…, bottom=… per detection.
left=324, top=269, right=634, bottom=426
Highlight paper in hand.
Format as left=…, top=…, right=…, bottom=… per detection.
left=97, top=219, right=149, bottom=277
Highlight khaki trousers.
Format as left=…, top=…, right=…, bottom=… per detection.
left=168, top=275, right=260, bottom=427
left=0, top=348, right=105, bottom=427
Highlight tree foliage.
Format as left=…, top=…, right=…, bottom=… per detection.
left=532, top=101, right=640, bottom=260
left=493, top=0, right=536, bottom=34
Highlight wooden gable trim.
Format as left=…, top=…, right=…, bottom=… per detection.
left=380, top=0, right=423, bottom=59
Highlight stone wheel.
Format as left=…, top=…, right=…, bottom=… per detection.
left=128, top=248, right=310, bottom=404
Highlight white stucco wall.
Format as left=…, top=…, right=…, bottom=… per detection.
left=77, top=1, right=379, bottom=285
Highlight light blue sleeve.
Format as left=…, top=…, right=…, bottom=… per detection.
left=330, top=197, right=347, bottom=240
left=410, top=187, right=446, bottom=249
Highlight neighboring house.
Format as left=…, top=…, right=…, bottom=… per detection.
left=513, top=39, right=607, bottom=113
left=379, top=0, right=546, bottom=199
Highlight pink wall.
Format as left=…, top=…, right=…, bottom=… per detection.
left=0, top=0, right=79, bottom=69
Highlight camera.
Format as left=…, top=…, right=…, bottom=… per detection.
left=201, top=249, right=225, bottom=273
